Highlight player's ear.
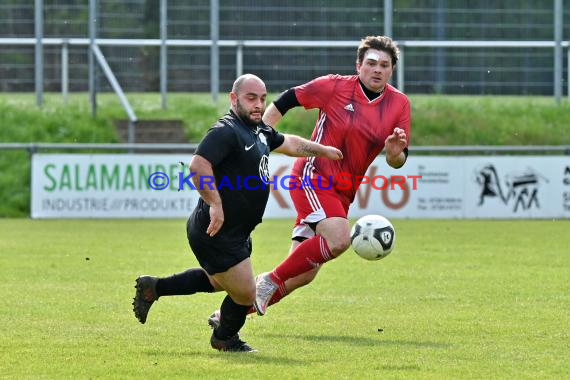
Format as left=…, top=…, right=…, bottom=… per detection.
left=229, top=92, right=238, bottom=107
left=356, top=62, right=361, bottom=74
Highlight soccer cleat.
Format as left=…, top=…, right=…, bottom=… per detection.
left=132, top=275, right=159, bottom=324
left=210, top=333, right=257, bottom=353
left=253, top=272, right=279, bottom=316
left=207, top=310, right=221, bottom=330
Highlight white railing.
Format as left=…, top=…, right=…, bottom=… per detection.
left=1, top=37, right=569, bottom=105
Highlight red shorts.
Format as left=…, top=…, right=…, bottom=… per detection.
left=289, top=177, right=350, bottom=239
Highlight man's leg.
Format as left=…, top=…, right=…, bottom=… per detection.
left=283, top=241, right=320, bottom=292
left=157, top=268, right=223, bottom=295
left=254, top=217, right=351, bottom=315
left=133, top=269, right=221, bottom=324
left=209, top=258, right=257, bottom=352
left=209, top=240, right=316, bottom=327
left=256, top=241, right=318, bottom=311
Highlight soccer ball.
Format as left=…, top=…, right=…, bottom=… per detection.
left=350, top=215, right=396, bottom=261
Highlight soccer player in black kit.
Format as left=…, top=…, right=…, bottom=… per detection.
left=132, top=74, right=342, bottom=352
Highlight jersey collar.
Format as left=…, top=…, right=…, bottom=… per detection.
left=357, top=78, right=388, bottom=104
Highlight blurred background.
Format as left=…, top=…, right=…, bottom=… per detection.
left=1, top=0, right=569, bottom=96
left=1, top=1, right=569, bottom=218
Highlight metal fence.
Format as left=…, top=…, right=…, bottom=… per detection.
left=1, top=0, right=568, bottom=100
left=2, top=143, right=570, bottom=155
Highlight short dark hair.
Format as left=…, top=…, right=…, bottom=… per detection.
left=356, top=36, right=399, bottom=66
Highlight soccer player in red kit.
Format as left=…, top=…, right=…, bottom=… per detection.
left=244, top=36, right=411, bottom=316
left=247, top=36, right=411, bottom=316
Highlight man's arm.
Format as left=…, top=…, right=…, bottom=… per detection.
left=262, top=102, right=284, bottom=128
left=188, top=155, right=223, bottom=237
left=386, top=98, right=411, bottom=169
left=274, top=134, right=343, bottom=160
left=263, top=88, right=301, bottom=127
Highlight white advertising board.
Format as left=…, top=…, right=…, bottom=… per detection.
left=266, top=155, right=570, bottom=219
left=32, top=154, right=570, bottom=219
left=31, top=154, right=199, bottom=218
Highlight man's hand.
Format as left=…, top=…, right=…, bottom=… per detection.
left=322, top=146, right=343, bottom=160
left=385, top=128, right=407, bottom=157
left=385, top=128, right=408, bottom=168
left=190, top=155, right=225, bottom=235
left=207, top=203, right=224, bottom=237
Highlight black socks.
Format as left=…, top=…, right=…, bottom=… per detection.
left=155, top=268, right=251, bottom=341
left=214, top=295, right=251, bottom=340
left=155, top=268, right=215, bottom=297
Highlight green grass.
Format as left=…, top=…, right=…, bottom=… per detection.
left=1, top=219, right=568, bottom=379
left=2, top=93, right=570, bottom=144
left=0, top=95, right=119, bottom=217
left=411, top=96, right=570, bottom=145
left=0, top=93, right=227, bottom=143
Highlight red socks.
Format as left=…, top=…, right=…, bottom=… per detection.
left=270, top=235, right=333, bottom=283
left=246, top=236, right=333, bottom=315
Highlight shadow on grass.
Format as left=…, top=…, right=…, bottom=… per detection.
left=263, top=333, right=450, bottom=349
left=143, top=348, right=310, bottom=365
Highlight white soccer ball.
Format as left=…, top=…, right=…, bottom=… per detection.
left=350, top=215, right=396, bottom=261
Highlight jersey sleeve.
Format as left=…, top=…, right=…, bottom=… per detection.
left=273, top=88, right=300, bottom=115
left=195, top=125, right=237, bottom=166
left=294, top=75, right=337, bottom=110
left=266, top=127, right=285, bottom=151
left=395, top=98, right=411, bottom=147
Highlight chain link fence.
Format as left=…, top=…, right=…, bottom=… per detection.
left=0, top=0, right=568, bottom=95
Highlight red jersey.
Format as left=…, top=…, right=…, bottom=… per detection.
left=291, top=74, right=411, bottom=204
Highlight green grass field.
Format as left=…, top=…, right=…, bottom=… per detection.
left=1, top=219, right=568, bottom=379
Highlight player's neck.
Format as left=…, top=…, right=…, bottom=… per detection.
left=358, top=79, right=385, bottom=101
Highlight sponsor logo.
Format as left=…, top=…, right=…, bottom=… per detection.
left=474, top=164, right=548, bottom=212
left=258, top=155, right=270, bottom=184
left=380, top=231, right=392, bottom=245
left=344, top=103, right=354, bottom=112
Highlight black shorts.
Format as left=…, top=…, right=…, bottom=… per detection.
left=186, top=211, right=252, bottom=275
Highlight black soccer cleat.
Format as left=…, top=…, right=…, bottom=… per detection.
left=210, top=333, right=257, bottom=353
left=132, top=275, right=159, bottom=324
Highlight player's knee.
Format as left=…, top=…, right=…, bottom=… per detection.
left=233, top=285, right=256, bottom=306
left=326, top=235, right=351, bottom=256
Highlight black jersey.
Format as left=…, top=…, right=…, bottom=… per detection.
left=192, top=110, right=285, bottom=243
